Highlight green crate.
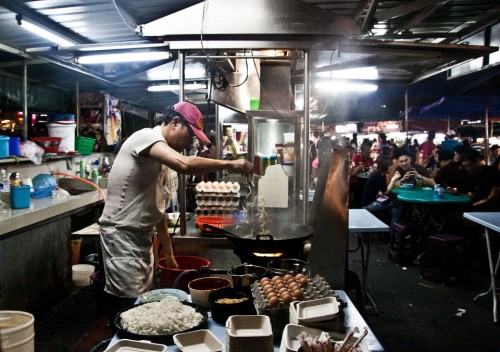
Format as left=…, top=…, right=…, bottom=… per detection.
left=76, top=136, right=96, bottom=155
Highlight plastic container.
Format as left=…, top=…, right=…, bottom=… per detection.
left=72, top=264, right=95, bottom=286
left=10, top=186, right=30, bottom=209
left=76, top=136, right=96, bottom=155
left=30, top=137, right=61, bottom=154
left=157, top=255, right=210, bottom=291
left=0, top=135, right=10, bottom=158
left=9, top=136, right=21, bottom=157
left=0, top=310, right=35, bottom=352
left=173, top=329, right=223, bottom=352
left=47, top=122, right=76, bottom=152
left=32, top=174, right=57, bottom=198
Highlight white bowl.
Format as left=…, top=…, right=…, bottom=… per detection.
left=188, top=277, right=231, bottom=308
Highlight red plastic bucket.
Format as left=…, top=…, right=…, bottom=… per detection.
left=157, top=255, right=211, bottom=291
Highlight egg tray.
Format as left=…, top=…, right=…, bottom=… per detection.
left=195, top=181, right=241, bottom=193
left=251, top=275, right=346, bottom=339
left=194, top=207, right=238, bottom=216
left=195, top=193, right=240, bottom=207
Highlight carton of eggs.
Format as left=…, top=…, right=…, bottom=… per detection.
left=195, top=181, right=241, bottom=216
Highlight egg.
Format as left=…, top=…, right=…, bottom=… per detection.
left=286, top=277, right=297, bottom=286
left=287, top=282, right=299, bottom=291
left=267, top=296, right=280, bottom=308
left=295, top=273, right=306, bottom=281
left=291, top=288, right=305, bottom=301
left=277, top=287, right=289, bottom=296
left=298, top=277, right=309, bottom=287
left=266, top=291, right=278, bottom=300
left=271, top=275, right=281, bottom=283
left=280, top=294, right=293, bottom=305
left=274, top=282, right=286, bottom=291
left=262, top=283, right=273, bottom=292
left=260, top=278, right=271, bottom=286
left=264, top=287, right=276, bottom=297
left=283, top=274, right=293, bottom=281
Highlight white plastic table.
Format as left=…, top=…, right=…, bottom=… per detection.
left=348, top=209, right=390, bottom=315
left=463, top=212, right=500, bottom=324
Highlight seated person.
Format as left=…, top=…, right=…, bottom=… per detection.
left=349, top=143, right=374, bottom=207
left=361, top=156, right=401, bottom=229
left=434, top=149, right=468, bottom=194
left=393, top=149, right=433, bottom=187
left=461, top=150, right=500, bottom=211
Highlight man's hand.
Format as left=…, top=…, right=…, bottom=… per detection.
left=162, top=254, right=179, bottom=269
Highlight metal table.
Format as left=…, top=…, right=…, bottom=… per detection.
left=463, top=212, right=500, bottom=324
left=348, top=209, right=390, bottom=315
left=108, top=290, right=384, bottom=352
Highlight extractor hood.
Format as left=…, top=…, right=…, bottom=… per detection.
left=138, top=0, right=359, bottom=49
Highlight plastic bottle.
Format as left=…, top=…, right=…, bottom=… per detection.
left=0, top=168, right=9, bottom=192
left=79, top=159, right=86, bottom=179
left=91, top=160, right=100, bottom=184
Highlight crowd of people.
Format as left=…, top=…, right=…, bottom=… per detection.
left=309, top=128, right=500, bottom=228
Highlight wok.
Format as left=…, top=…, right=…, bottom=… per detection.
left=202, top=222, right=314, bottom=255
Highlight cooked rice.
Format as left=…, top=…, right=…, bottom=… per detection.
left=120, top=296, right=204, bottom=335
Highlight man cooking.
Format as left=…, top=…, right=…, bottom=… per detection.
left=98, top=101, right=252, bottom=322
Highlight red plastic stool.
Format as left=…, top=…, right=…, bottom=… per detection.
left=389, top=222, right=421, bottom=264
left=421, top=234, right=465, bottom=283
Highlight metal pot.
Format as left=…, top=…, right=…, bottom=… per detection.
left=267, top=258, right=308, bottom=276
left=228, top=264, right=267, bottom=289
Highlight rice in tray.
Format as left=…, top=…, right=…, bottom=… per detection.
left=120, top=296, right=204, bottom=335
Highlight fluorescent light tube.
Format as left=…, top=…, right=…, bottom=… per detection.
left=317, top=67, right=379, bottom=80
left=19, top=20, right=74, bottom=47
left=76, top=52, right=171, bottom=64
left=147, top=83, right=206, bottom=92
left=315, top=81, right=378, bottom=93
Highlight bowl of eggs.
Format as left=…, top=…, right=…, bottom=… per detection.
left=258, top=273, right=309, bottom=309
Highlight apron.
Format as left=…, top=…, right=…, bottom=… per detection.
left=100, top=164, right=171, bottom=298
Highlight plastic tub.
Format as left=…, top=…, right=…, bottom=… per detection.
left=9, top=137, right=21, bottom=157
left=47, top=122, right=76, bottom=152
left=10, top=186, right=31, bottom=209
left=188, top=277, right=231, bottom=308
left=72, top=264, right=95, bottom=286
left=0, top=311, right=35, bottom=352
left=157, top=256, right=210, bottom=291
left=0, top=135, right=10, bottom=158
left=75, top=136, right=96, bottom=155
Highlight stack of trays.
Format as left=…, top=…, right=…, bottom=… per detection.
left=289, top=297, right=342, bottom=332
left=251, top=275, right=342, bottom=338
left=225, top=315, right=274, bottom=352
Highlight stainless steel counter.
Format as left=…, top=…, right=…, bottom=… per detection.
left=0, top=190, right=105, bottom=236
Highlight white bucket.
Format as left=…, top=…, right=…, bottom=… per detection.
left=47, top=122, right=76, bottom=152
left=72, top=264, right=95, bottom=286
left=0, top=311, right=35, bottom=352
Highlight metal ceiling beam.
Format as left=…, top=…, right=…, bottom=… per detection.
left=375, top=0, right=450, bottom=22
left=0, top=42, right=31, bottom=59
left=385, top=1, right=450, bottom=35
left=362, top=32, right=459, bottom=40
left=352, top=0, right=372, bottom=21
left=361, top=0, right=379, bottom=34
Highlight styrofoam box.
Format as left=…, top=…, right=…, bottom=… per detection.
left=226, top=315, right=273, bottom=338
left=173, top=329, right=223, bottom=352
left=104, top=339, right=168, bottom=351
left=296, top=297, right=340, bottom=323
left=281, top=324, right=323, bottom=352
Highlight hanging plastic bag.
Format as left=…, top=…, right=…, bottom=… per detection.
left=20, top=141, right=45, bottom=165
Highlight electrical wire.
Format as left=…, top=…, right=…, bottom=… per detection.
left=111, top=0, right=138, bottom=34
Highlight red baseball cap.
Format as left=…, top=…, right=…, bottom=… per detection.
left=173, top=102, right=210, bottom=144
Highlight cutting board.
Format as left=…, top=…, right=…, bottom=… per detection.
left=257, top=164, right=288, bottom=208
